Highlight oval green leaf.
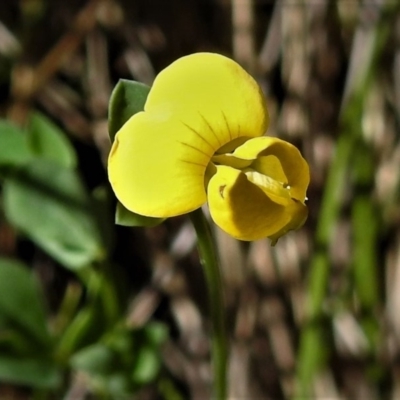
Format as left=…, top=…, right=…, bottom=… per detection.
left=0, top=120, right=32, bottom=168
left=0, top=258, right=51, bottom=348
left=27, top=111, right=77, bottom=168
left=0, top=356, right=60, bottom=388
left=3, top=159, right=105, bottom=270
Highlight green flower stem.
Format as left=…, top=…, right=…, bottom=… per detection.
left=190, top=208, right=227, bottom=400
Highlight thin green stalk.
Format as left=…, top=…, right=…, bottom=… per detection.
left=351, top=142, right=380, bottom=314
left=351, top=144, right=380, bottom=350
left=352, top=198, right=379, bottom=309
left=352, top=196, right=380, bottom=351
left=190, top=208, right=227, bottom=400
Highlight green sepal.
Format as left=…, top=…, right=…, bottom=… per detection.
left=108, top=79, right=151, bottom=141
left=108, top=79, right=163, bottom=228
left=116, top=202, right=164, bottom=227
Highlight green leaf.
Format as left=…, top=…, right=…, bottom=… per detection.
left=131, top=346, right=161, bottom=385
left=70, top=323, right=168, bottom=397
left=0, top=356, right=60, bottom=388
left=0, top=120, right=32, bottom=168
left=0, top=258, right=51, bottom=348
left=0, top=326, right=46, bottom=357
left=144, top=322, right=168, bottom=346
left=71, top=343, right=116, bottom=376
left=158, top=377, right=185, bottom=400
left=3, top=159, right=104, bottom=270
left=132, top=323, right=167, bottom=384
left=106, top=374, right=132, bottom=397
left=56, top=306, right=104, bottom=361
left=108, top=79, right=150, bottom=141
left=27, top=112, right=77, bottom=168
left=115, top=202, right=164, bottom=227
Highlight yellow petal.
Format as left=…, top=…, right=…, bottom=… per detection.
left=145, top=53, right=269, bottom=150
left=108, top=110, right=213, bottom=217
left=245, top=170, right=292, bottom=206
left=232, top=136, right=310, bottom=201
left=212, top=153, right=252, bottom=170
left=269, top=200, right=308, bottom=245
left=207, top=165, right=295, bottom=241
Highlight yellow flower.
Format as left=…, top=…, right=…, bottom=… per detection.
left=108, top=53, right=310, bottom=243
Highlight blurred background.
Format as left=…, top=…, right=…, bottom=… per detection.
left=1, top=0, right=400, bottom=399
